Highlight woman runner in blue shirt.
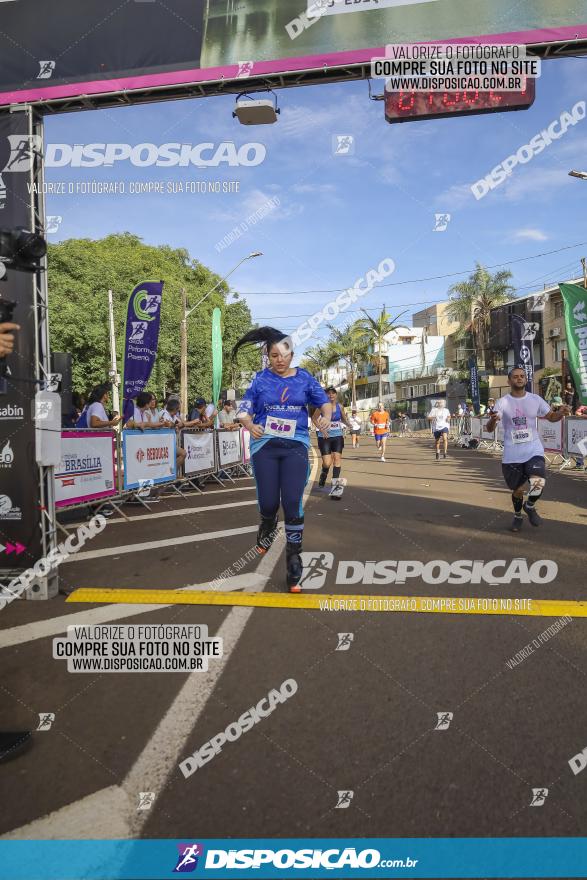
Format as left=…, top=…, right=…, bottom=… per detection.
left=234, top=327, right=333, bottom=592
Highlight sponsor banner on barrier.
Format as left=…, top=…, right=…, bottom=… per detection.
left=122, top=429, right=176, bottom=490
left=183, top=431, right=216, bottom=475
left=217, top=429, right=242, bottom=468
left=566, top=417, right=587, bottom=455
left=537, top=417, right=564, bottom=454
left=55, top=431, right=117, bottom=508
left=241, top=428, right=251, bottom=464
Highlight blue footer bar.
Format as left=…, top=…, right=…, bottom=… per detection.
left=0, top=838, right=586, bottom=879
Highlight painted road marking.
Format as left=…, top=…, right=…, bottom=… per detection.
left=61, top=525, right=258, bottom=564
left=1, top=451, right=319, bottom=839
left=66, top=589, right=587, bottom=618
left=100, top=497, right=257, bottom=526
left=0, top=574, right=269, bottom=650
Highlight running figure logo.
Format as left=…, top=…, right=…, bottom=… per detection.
left=530, top=788, right=548, bottom=806
left=336, top=633, right=354, bottom=651
left=332, top=135, right=355, bottom=156
left=37, top=61, right=56, bottom=79
left=433, top=213, right=451, bottom=232
left=434, top=711, right=453, bottom=731
left=137, top=792, right=156, bottom=811
left=237, top=61, right=254, bottom=78
left=36, top=713, right=55, bottom=731
left=335, top=790, right=354, bottom=809
left=173, top=843, right=204, bottom=873
left=2, top=135, right=43, bottom=173
left=298, top=551, right=334, bottom=589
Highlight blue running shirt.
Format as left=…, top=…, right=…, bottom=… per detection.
left=316, top=402, right=343, bottom=438
left=238, top=368, right=328, bottom=455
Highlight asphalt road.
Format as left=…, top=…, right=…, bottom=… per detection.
left=1, top=432, right=586, bottom=847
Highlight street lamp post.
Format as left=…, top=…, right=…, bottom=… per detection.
left=180, top=252, right=262, bottom=416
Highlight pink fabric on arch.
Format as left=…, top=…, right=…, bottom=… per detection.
left=0, top=24, right=585, bottom=107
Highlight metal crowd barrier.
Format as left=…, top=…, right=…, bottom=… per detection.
left=53, top=425, right=255, bottom=527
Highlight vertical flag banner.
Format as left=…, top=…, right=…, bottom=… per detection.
left=559, top=282, right=587, bottom=406
left=468, top=355, right=480, bottom=413
left=511, top=313, right=534, bottom=392
left=121, top=281, right=164, bottom=423
left=211, top=306, right=223, bottom=406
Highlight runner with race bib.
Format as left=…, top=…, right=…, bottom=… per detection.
left=313, top=386, right=351, bottom=499
left=370, top=402, right=390, bottom=461
left=234, top=327, right=333, bottom=591
left=485, top=366, right=570, bottom=532
left=427, top=399, right=452, bottom=460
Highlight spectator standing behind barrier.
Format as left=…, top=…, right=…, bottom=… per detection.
left=77, top=384, right=121, bottom=429
left=218, top=399, right=239, bottom=430
left=125, top=391, right=166, bottom=430
left=486, top=397, right=497, bottom=415
left=564, top=380, right=577, bottom=410
left=160, top=398, right=187, bottom=470
left=189, top=397, right=216, bottom=429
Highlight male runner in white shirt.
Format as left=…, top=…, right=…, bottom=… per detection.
left=485, top=367, right=570, bottom=531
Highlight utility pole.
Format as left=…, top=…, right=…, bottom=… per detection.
left=107, top=289, right=121, bottom=417
left=180, top=287, right=188, bottom=417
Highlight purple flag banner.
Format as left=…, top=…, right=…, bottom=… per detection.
left=122, top=280, right=164, bottom=423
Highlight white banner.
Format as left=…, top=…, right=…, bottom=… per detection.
left=55, top=431, right=116, bottom=508
left=566, top=418, right=587, bottom=456
left=217, top=429, right=242, bottom=467
left=537, top=418, right=564, bottom=454
left=496, top=420, right=505, bottom=443
left=123, top=429, right=176, bottom=489
left=183, top=431, right=216, bottom=475
left=470, top=417, right=482, bottom=439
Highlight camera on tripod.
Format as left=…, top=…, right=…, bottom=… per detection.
left=0, top=227, right=47, bottom=381
left=0, top=227, right=47, bottom=280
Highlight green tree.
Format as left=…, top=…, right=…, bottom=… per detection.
left=355, top=307, right=408, bottom=402
left=47, top=233, right=259, bottom=405
left=299, top=343, right=339, bottom=378
left=446, top=263, right=515, bottom=370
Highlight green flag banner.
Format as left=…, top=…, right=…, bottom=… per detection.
left=211, top=307, right=223, bottom=407
left=559, top=283, right=587, bottom=405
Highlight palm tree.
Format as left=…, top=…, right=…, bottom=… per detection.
left=446, top=263, right=515, bottom=370
left=326, top=322, right=370, bottom=408
left=355, top=307, right=408, bottom=402
left=299, top=342, right=339, bottom=379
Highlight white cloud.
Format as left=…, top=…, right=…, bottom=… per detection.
left=513, top=228, right=548, bottom=241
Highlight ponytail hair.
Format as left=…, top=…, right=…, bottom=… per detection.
left=232, top=326, right=292, bottom=360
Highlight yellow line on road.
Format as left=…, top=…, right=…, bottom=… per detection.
left=66, top=589, right=587, bottom=618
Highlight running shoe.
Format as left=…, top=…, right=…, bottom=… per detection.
left=443, top=453, right=447, bottom=459
left=380, top=455, right=386, bottom=462
left=435, top=452, right=440, bottom=461
left=509, top=514, right=523, bottom=532
left=0, top=731, right=32, bottom=763
left=523, top=503, right=542, bottom=527
left=286, top=542, right=304, bottom=592
left=256, top=516, right=278, bottom=553
left=318, top=473, right=327, bottom=488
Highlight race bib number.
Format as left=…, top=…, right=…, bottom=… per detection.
left=329, top=421, right=341, bottom=430
left=511, top=428, right=532, bottom=444
left=264, top=417, right=297, bottom=438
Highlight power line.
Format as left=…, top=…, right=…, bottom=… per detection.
left=239, top=242, right=587, bottom=296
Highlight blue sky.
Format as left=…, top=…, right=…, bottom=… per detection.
left=44, top=57, right=587, bottom=355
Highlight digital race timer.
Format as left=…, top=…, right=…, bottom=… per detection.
left=385, top=79, right=535, bottom=123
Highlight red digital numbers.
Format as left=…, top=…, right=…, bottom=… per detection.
left=385, top=80, right=535, bottom=123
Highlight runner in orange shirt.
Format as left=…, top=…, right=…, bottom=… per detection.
left=369, top=402, right=390, bottom=461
